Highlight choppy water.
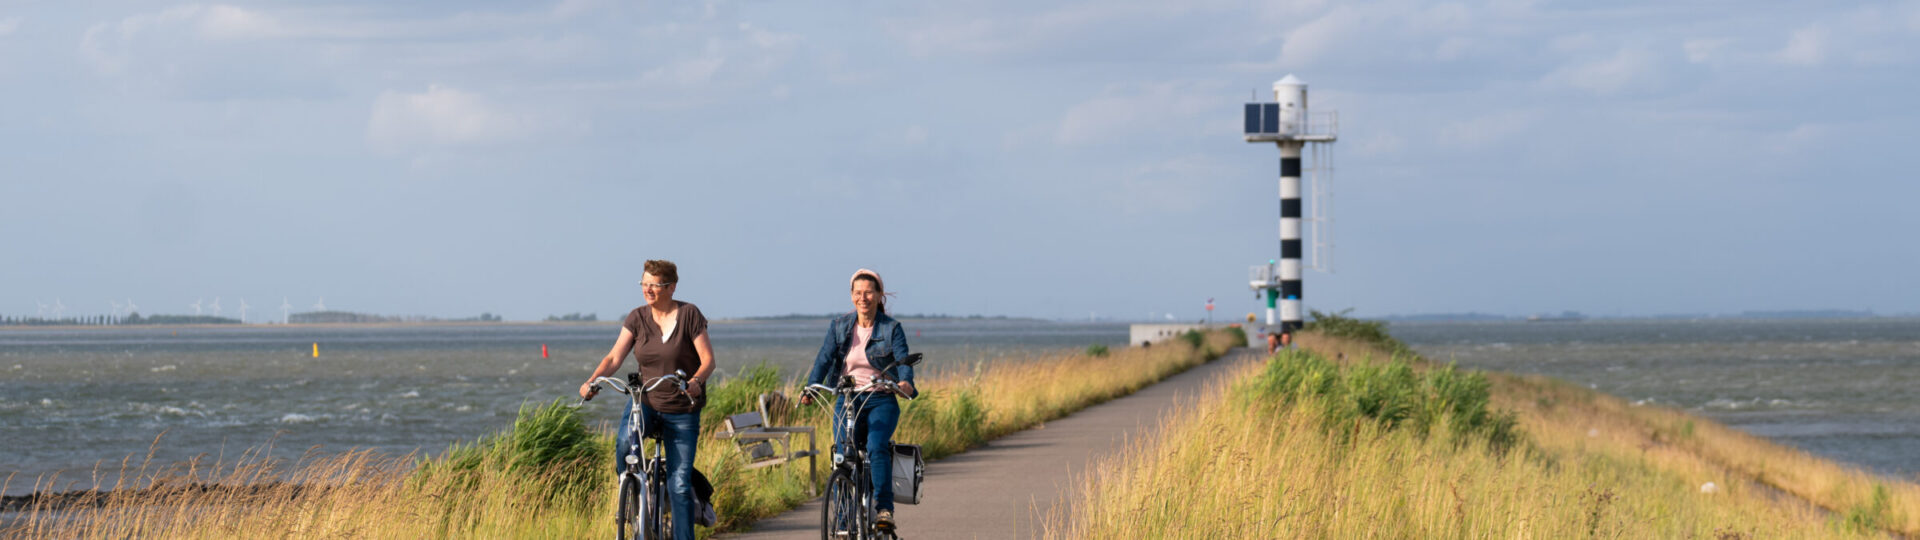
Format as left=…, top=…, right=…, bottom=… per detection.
left=1393, top=318, right=1920, bottom=481
left=0, top=319, right=1127, bottom=495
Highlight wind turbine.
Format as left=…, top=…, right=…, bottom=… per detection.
left=209, top=297, right=223, bottom=317
left=110, top=300, right=125, bottom=317
left=191, top=299, right=204, bottom=315
left=280, top=297, right=292, bottom=324
left=36, top=300, right=48, bottom=318
left=313, top=296, right=326, bottom=312
left=52, top=299, right=65, bottom=319
left=125, top=298, right=138, bottom=316
left=236, top=298, right=250, bottom=323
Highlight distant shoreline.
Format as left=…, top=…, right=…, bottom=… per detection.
left=0, top=320, right=620, bottom=332
left=0, top=315, right=1057, bottom=332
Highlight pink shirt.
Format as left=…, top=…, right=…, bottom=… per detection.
left=844, top=324, right=881, bottom=388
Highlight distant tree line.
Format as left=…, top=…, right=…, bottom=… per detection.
left=125, top=313, right=241, bottom=325
left=0, top=315, right=125, bottom=326
left=545, top=312, right=598, bottom=322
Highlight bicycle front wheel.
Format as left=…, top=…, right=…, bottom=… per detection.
left=648, top=469, right=673, bottom=540
left=617, top=475, right=640, bottom=540
left=822, top=468, right=861, bottom=540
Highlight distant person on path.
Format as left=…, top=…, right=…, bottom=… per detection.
left=802, top=268, right=919, bottom=532
left=1266, top=329, right=1295, bottom=354
left=579, top=259, right=715, bottom=540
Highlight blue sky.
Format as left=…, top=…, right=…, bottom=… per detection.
left=4, top=0, right=1917, bottom=322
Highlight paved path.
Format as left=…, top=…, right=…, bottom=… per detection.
left=722, top=347, right=1260, bottom=540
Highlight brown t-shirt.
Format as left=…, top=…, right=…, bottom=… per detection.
left=623, top=301, right=709, bottom=413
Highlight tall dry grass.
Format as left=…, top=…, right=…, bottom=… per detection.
left=1049, top=332, right=1915, bottom=539
left=1303, top=318, right=1920, bottom=534
left=1488, top=362, right=1920, bottom=535
left=4, top=329, right=1243, bottom=538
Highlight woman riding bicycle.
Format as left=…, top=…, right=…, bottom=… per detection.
left=802, top=268, right=918, bottom=531
left=579, top=259, right=716, bottom=540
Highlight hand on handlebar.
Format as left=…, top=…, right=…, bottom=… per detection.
left=800, top=383, right=834, bottom=406
left=579, top=380, right=599, bottom=401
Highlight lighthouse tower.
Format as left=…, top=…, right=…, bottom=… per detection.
left=1243, top=74, right=1337, bottom=332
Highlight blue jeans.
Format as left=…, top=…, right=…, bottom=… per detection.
left=617, top=402, right=701, bottom=540
left=835, top=393, right=900, bottom=512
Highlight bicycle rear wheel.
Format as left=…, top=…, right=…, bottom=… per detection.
left=822, top=468, right=861, bottom=540
left=617, top=475, right=640, bottom=540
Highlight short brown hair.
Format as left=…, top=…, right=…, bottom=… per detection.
left=644, top=260, right=679, bottom=284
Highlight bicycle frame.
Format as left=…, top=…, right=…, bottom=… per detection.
left=588, top=371, right=687, bottom=540
left=807, top=368, right=915, bottom=540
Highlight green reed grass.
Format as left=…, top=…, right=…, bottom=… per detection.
left=1302, top=308, right=1412, bottom=356
left=1238, top=349, right=1519, bottom=452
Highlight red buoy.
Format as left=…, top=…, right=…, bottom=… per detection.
left=542, top=343, right=549, bottom=358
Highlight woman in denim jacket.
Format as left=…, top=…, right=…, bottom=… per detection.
left=803, top=268, right=918, bottom=531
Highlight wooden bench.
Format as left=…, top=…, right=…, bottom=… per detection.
left=714, top=392, right=819, bottom=493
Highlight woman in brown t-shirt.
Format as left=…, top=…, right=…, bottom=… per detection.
left=579, top=259, right=715, bottom=540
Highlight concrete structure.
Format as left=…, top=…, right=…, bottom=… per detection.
left=1129, top=323, right=1223, bottom=346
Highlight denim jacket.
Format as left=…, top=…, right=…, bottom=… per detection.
left=807, top=312, right=917, bottom=397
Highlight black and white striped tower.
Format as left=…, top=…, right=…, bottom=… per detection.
left=1244, top=74, right=1336, bottom=333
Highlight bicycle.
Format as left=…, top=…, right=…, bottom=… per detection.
left=804, top=353, right=922, bottom=540
left=584, top=370, right=688, bottom=540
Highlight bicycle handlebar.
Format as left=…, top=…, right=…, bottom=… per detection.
left=582, top=370, right=688, bottom=402
left=802, top=376, right=914, bottom=404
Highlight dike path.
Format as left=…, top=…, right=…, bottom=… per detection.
left=722, top=347, right=1261, bottom=539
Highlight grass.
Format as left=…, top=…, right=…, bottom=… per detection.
left=1234, top=349, right=1519, bottom=453
left=1047, top=328, right=1920, bottom=539
left=1482, top=355, right=1920, bottom=535
left=3, top=330, right=1243, bottom=538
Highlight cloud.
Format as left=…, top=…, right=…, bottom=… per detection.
left=1682, top=37, right=1731, bottom=64
left=885, top=3, right=1228, bottom=63
left=366, top=85, right=541, bottom=152
left=1542, top=44, right=1669, bottom=96
left=195, top=5, right=285, bottom=40
left=1774, top=25, right=1828, bottom=66
left=79, top=5, right=285, bottom=75
left=1052, top=82, right=1220, bottom=146
left=1277, top=3, right=1479, bottom=68
left=551, top=0, right=607, bottom=20
left=622, top=20, right=804, bottom=107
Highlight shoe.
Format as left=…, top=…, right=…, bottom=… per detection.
left=875, top=509, right=895, bottom=531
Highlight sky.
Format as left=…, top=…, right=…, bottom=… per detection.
left=4, top=0, right=1918, bottom=322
